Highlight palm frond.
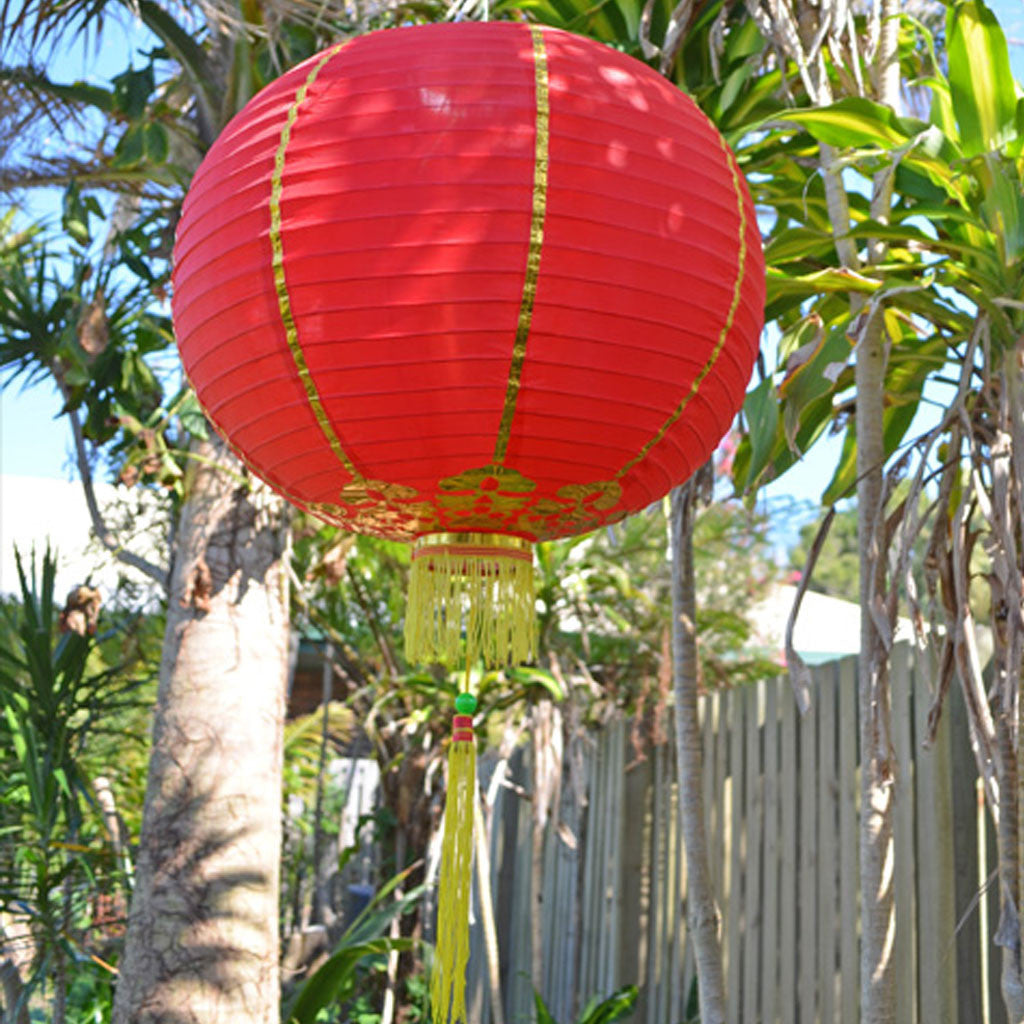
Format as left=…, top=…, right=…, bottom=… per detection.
left=0, top=0, right=124, bottom=62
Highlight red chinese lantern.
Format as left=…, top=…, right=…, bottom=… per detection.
left=172, top=21, right=763, bottom=1021
left=173, top=20, right=763, bottom=667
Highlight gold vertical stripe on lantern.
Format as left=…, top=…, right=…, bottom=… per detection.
left=493, top=24, right=550, bottom=465
left=268, top=40, right=364, bottom=484
left=614, top=133, right=750, bottom=482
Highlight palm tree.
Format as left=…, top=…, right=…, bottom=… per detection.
left=0, top=5, right=336, bottom=1018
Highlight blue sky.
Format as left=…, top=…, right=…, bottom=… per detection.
left=2, top=4, right=1023, bottom=527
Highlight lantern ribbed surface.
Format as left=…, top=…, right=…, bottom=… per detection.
left=172, top=21, right=764, bottom=545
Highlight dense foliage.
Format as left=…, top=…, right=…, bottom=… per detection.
left=3, top=0, right=1024, bottom=1018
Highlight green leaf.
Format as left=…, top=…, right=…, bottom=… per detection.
left=283, top=938, right=412, bottom=1024
left=924, top=75, right=959, bottom=141
left=778, top=319, right=853, bottom=453
left=977, top=154, right=1024, bottom=264
left=578, top=984, right=639, bottom=1024
left=780, top=97, right=912, bottom=149
left=821, top=425, right=857, bottom=504
left=533, top=990, right=558, bottom=1024
left=111, top=65, right=155, bottom=119
left=947, top=0, right=1017, bottom=156
left=505, top=665, right=566, bottom=702
left=764, top=226, right=836, bottom=265
left=143, top=123, right=169, bottom=164
left=740, top=376, right=779, bottom=492
left=113, top=124, right=146, bottom=168
left=176, top=391, right=209, bottom=440
left=766, top=266, right=882, bottom=305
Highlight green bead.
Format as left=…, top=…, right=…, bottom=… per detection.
left=455, top=692, right=478, bottom=715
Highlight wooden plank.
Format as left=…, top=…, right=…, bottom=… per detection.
left=837, top=657, right=859, bottom=1024
left=726, top=686, right=744, bottom=1024
left=562, top=763, right=582, bottom=1022
left=598, top=724, right=614, bottom=992
left=669, top=749, right=684, bottom=1022
left=984, top=783, right=1007, bottom=1024
left=636, top=747, right=654, bottom=1024
left=653, top=740, right=669, bottom=1024
left=779, top=675, right=798, bottom=1023
left=507, top=744, right=536, bottom=1021
left=674, top=808, right=689, bottom=1024
left=713, top=690, right=728, bottom=911
left=550, top=806, right=574, bottom=1019
left=817, top=664, right=837, bottom=1024
left=580, top=732, right=600, bottom=998
left=891, top=643, right=917, bottom=1024
left=702, top=691, right=716, bottom=880
left=695, top=690, right=716, bottom=1021
left=949, top=674, right=983, bottom=1024
left=619, top=751, right=649, bottom=1000
left=541, top=802, right=557, bottom=1002
left=798, top=678, right=817, bottom=1024
left=605, top=720, right=623, bottom=991
left=759, top=677, right=780, bottom=1024
left=912, top=644, right=958, bottom=1024
left=712, top=688, right=729, bottom=905
left=743, top=681, right=764, bottom=1023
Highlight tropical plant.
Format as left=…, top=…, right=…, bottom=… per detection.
left=730, top=0, right=1024, bottom=1017
left=282, top=867, right=422, bottom=1024
left=0, top=547, right=150, bottom=1023
left=533, top=983, right=638, bottom=1024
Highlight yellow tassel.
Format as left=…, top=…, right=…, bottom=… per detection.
left=406, top=532, right=535, bottom=668
left=432, top=726, right=476, bottom=1024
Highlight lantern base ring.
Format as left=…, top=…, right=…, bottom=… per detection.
left=405, top=532, right=536, bottom=668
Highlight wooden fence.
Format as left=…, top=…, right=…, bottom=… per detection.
left=453, top=644, right=1002, bottom=1024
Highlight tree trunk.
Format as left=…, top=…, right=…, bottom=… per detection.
left=670, top=483, right=726, bottom=1024
left=855, top=309, right=895, bottom=1024
left=112, top=436, right=291, bottom=1024
left=857, top=3, right=900, bottom=1016
left=0, top=918, right=30, bottom=1024
left=996, top=345, right=1024, bottom=1022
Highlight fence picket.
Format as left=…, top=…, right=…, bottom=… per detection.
left=580, top=732, right=600, bottom=999
left=912, top=645, right=958, bottom=1024
left=726, top=687, right=745, bottom=1023
left=449, top=647, right=999, bottom=1024
left=760, top=678, right=780, bottom=1024
left=779, top=675, right=798, bottom=1023
left=798, top=688, right=817, bottom=1024
left=817, top=665, right=838, bottom=1024
left=607, top=720, right=624, bottom=991
left=837, top=657, right=859, bottom=1024
left=892, top=643, right=917, bottom=1024
left=743, top=681, right=764, bottom=1022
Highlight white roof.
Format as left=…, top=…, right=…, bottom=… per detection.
left=749, top=582, right=915, bottom=665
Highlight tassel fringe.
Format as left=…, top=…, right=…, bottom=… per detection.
left=405, top=533, right=536, bottom=667
left=431, top=739, right=476, bottom=1024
